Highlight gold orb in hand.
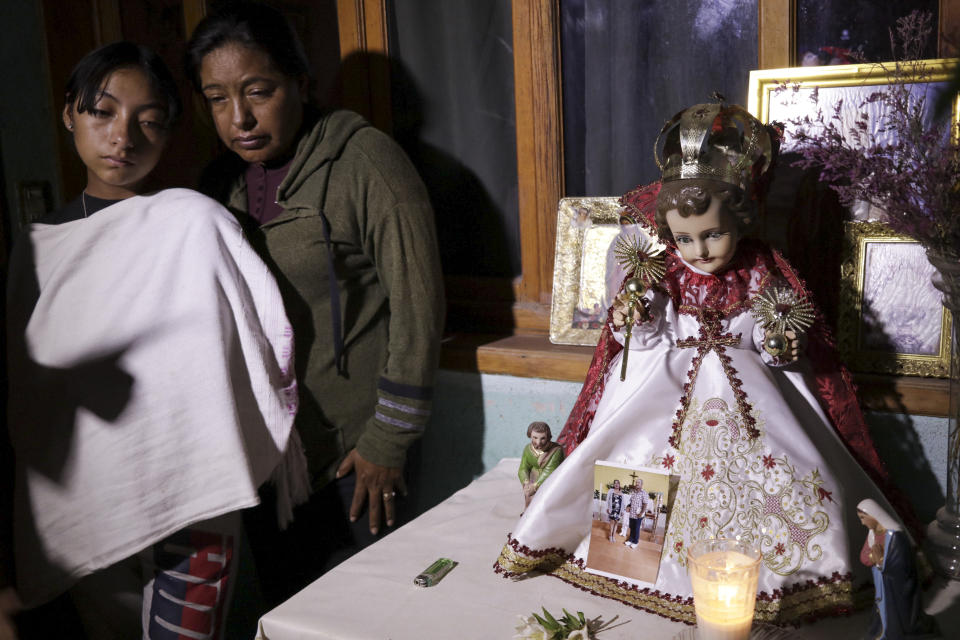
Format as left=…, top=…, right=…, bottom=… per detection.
left=624, top=277, right=646, bottom=297
left=764, top=333, right=787, bottom=357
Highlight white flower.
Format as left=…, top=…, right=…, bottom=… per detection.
left=566, top=629, right=592, bottom=640
left=514, top=615, right=550, bottom=640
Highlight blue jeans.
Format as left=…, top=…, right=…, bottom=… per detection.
left=628, top=517, right=642, bottom=544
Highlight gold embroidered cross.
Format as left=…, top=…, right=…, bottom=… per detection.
left=676, top=309, right=741, bottom=353
left=668, top=308, right=759, bottom=449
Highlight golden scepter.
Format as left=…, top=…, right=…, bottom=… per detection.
left=750, top=286, right=815, bottom=357
left=613, top=233, right=665, bottom=381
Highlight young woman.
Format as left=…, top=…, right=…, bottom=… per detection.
left=51, top=41, right=178, bottom=220
left=604, top=480, right=624, bottom=543
left=186, top=3, right=444, bottom=607
left=495, top=101, right=914, bottom=626
left=4, top=42, right=304, bottom=639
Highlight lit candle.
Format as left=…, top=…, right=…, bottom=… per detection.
left=688, top=539, right=761, bottom=640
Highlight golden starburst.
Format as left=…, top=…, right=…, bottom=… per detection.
left=751, top=287, right=815, bottom=335
left=614, top=233, right=665, bottom=285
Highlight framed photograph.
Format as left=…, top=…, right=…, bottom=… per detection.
left=549, top=197, right=664, bottom=346
left=838, top=221, right=952, bottom=377
left=17, top=181, right=52, bottom=227
left=585, top=461, right=679, bottom=587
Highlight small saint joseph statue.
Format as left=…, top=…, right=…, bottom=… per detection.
left=518, top=422, right=564, bottom=509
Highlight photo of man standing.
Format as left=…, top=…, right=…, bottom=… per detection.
left=624, top=478, right=650, bottom=549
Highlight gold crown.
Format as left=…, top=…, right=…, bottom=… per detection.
left=654, top=99, right=777, bottom=195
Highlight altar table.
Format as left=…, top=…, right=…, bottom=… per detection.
left=255, top=459, right=957, bottom=640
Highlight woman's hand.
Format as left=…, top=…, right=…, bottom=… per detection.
left=611, top=292, right=650, bottom=329
left=765, top=329, right=801, bottom=363
left=336, top=449, right=406, bottom=535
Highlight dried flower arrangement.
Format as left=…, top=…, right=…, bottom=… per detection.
left=785, top=10, right=959, bottom=261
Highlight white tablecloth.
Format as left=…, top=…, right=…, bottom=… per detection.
left=256, top=459, right=957, bottom=640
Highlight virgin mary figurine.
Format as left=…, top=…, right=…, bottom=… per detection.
left=856, top=499, right=939, bottom=639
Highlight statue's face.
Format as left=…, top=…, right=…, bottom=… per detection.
left=665, top=197, right=740, bottom=274
left=530, top=431, right=549, bottom=450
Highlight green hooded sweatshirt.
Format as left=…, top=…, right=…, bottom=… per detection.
left=202, top=109, right=444, bottom=489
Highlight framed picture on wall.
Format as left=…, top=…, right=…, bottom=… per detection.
left=748, top=59, right=957, bottom=232
left=549, top=197, right=621, bottom=345
left=17, top=181, right=52, bottom=228
left=838, top=221, right=951, bottom=377
left=747, top=58, right=957, bottom=140
left=745, top=58, right=958, bottom=329
left=549, top=197, right=665, bottom=346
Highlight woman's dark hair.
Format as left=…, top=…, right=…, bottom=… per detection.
left=655, top=179, right=755, bottom=243
left=185, top=1, right=310, bottom=91
left=65, top=41, right=182, bottom=126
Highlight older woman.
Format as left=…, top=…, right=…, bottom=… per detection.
left=186, top=2, right=444, bottom=606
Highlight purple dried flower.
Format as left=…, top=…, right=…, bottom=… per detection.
left=789, top=10, right=960, bottom=260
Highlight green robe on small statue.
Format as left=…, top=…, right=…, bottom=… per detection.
left=518, top=422, right=565, bottom=508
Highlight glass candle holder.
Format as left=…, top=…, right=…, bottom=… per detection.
left=688, top=538, right=762, bottom=640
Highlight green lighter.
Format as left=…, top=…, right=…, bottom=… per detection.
left=413, top=557, right=458, bottom=587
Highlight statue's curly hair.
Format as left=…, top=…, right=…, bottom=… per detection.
left=654, top=179, right=756, bottom=244
left=526, top=421, right=552, bottom=439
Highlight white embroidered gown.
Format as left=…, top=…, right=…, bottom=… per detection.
left=495, top=248, right=897, bottom=624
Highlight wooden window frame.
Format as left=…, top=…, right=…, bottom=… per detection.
left=448, top=0, right=948, bottom=416
left=758, top=0, right=960, bottom=69
left=199, top=0, right=947, bottom=416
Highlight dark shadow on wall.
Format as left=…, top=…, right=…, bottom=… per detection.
left=405, top=370, right=487, bottom=518
left=868, top=410, right=945, bottom=523
left=761, top=153, right=847, bottom=330
left=335, top=52, right=517, bottom=282
left=762, top=155, right=944, bottom=523
left=387, top=55, right=516, bottom=280
left=333, top=52, right=520, bottom=333
left=857, top=299, right=945, bottom=523
left=331, top=54, right=492, bottom=513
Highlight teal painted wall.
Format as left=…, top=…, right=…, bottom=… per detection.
left=408, top=369, right=949, bottom=524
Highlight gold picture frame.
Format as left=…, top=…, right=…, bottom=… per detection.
left=746, top=58, right=959, bottom=363
left=748, top=58, right=959, bottom=129
left=549, top=197, right=665, bottom=345
left=838, top=221, right=952, bottom=378
left=549, top=197, right=621, bottom=345
left=747, top=59, right=958, bottom=235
